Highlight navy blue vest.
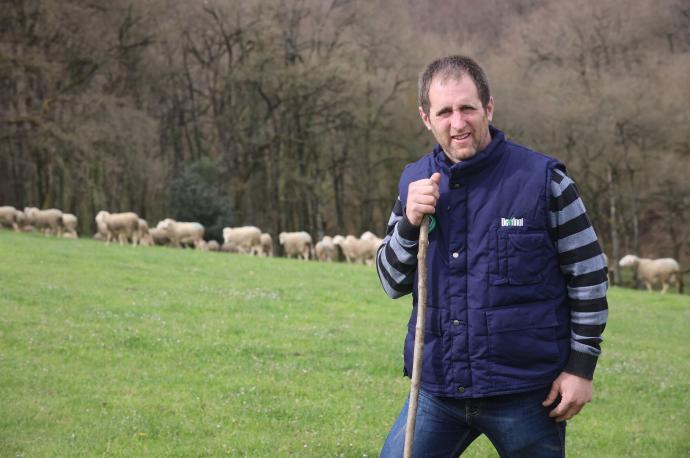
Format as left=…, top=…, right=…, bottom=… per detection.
left=398, top=126, right=569, bottom=398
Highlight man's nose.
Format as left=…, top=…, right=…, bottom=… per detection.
left=450, top=110, right=465, bottom=130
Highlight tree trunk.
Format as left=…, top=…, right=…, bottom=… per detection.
left=607, top=166, right=620, bottom=286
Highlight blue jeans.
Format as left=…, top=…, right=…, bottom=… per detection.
left=380, top=387, right=565, bottom=457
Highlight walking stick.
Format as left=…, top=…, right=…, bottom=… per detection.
left=403, top=215, right=431, bottom=458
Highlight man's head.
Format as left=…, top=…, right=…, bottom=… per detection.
left=418, top=55, right=494, bottom=163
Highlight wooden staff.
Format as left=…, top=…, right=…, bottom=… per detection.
left=403, top=215, right=431, bottom=458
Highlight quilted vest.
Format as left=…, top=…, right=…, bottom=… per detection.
left=398, top=126, right=569, bottom=398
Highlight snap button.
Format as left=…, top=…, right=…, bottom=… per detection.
left=452, top=252, right=459, bottom=258
left=451, top=183, right=460, bottom=189
left=452, top=320, right=461, bottom=326
left=457, top=387, right=465, bottom=393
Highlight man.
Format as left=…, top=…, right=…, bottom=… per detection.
left=376, top=55, right=608, bottom=457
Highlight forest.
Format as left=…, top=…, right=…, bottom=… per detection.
left=1, top=0, right=689, bottom=282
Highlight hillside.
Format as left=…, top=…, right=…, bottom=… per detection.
left=1, top=232, right=688, bottom=456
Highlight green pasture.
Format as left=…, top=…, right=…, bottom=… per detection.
left=1, top=231, right=688, bottom=457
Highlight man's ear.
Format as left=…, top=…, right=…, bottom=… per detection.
left=485, top=96, right=495, bottom=122
left=419, top=106, right=432, bottom=131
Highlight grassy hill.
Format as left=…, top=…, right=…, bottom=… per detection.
left=1, top=231, right=688, bottom=457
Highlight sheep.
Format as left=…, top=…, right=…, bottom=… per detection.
left=221, top=241, right=241, bottom=253
left=137, top=218, right=153, bottom=246
left=62, top=213, right=78, bottom=236
left=358, top=231, right=383, bottom=266
left=222, top=226, right=262, bottom=255
left=14, top=209, right=27, bottom=231
left=618, top=254, right=682, bottom=294
left=95, top=211, right=140, bottom=246
left=260, top=233, right=273, bottom=257
left=148, top=227, right=171, bottom=246
left=196, top=239, right=221, bottom=252
left=94, top=212, right=109, bottom=240
left=332, top=234, right=381, bottom=265
left=332, top=235, right=353, bottom=262
left=157, top=218, right=204, bottom=248
left=315, top=236, right=338, bottom=262
left=360, top=231, right=378, bottom=241
left=279, top=231, right=313, bottom=260
left=0, top=206, right=22, bottom=231
left=24, top=207, right=64, bottom=237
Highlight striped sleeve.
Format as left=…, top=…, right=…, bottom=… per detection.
left=550, top=167, right=608, bottom=380
left=376, top=196, right=420, bottom=299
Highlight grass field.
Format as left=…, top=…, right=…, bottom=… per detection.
left=1, top=231, right=688, bottom=457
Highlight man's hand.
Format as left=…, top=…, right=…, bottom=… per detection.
left=405, top=173, right=441, bottom=226
left=543, top=372, right=593, bottom=422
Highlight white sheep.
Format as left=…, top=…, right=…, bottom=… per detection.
left=279, top=231, right=313, bottom=260
left=222, top=226, right=262, bottom=255
left=62, top=213, right=78, bottom=236
left=157, top=218, right=204, bottom=248
left=333, top=234, right=381, bottom=265
left=332, top=235, right=353, bottom=262
left=24, top=207, right=64, bottom=236
left=359, top=231, right=383, bottom=266
left=221, top=241, right=241, bottom=253
left=148, top=227, right=171, bottom=246
left=619, top=254, right=682, bottom=294
left=137, top=218, right=153, bottom=246
left=360, top=231, right=378, bottom=241
left=260, top=233, right=273, bottom=257
left=94, top=212, right=109, bottom=240
left=95, top=211, right=140, bottom=246
left=14, top=209, right=27, bottom=231
left=0, top=206, right=22, bottom=231
left=315, top=236, right=338, bottom=262
left=196, top=240, right=220, bottom=252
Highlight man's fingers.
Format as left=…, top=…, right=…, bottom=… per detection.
left=554, top=404, right=582, bottom=422
left=416, top=204, right=437, bottom=216
left=413, top=194, right=438, bottom=206
left=410, top=202, right=437, bottom=215
left=406, top=175, right=442, bottom=225
left=542, top=385, right=559, bottom=407
left=548, top=399, right=585, bottom=422
left=411, top=182, right=440, bottom=196
left=547, top=400, right=569, bottom=420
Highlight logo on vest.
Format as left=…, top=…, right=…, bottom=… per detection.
left=501, top=217, right=524, bottom=227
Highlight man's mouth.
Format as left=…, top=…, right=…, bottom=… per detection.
left=452, top=132, right=471, bottom=142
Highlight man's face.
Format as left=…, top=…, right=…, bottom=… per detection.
left=419, top=75, right=494, bottom=163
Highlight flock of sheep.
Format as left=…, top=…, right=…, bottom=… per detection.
left=0, top=205, right=685, bottom=288
left=0, top=205, right=383, bottom=265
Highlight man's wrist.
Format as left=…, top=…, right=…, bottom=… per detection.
left=398, top=214, right=421, bottom=241
left=564, top=350, right=598, bottom=380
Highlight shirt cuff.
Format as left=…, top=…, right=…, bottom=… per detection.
left=397, top=214, right=421, bottom=241
left=563, top=350, right=598, bottom=380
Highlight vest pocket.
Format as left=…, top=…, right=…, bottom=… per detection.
left=486, top=304, right=560, bottom=384
left=491, top=230, right=548, bottom=285
left=507, top=232, right=547, bottom=285
left=406, top=305, right=445, bottom=386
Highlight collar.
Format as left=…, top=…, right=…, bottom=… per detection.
left=433, top=125, right=506, bottom=176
